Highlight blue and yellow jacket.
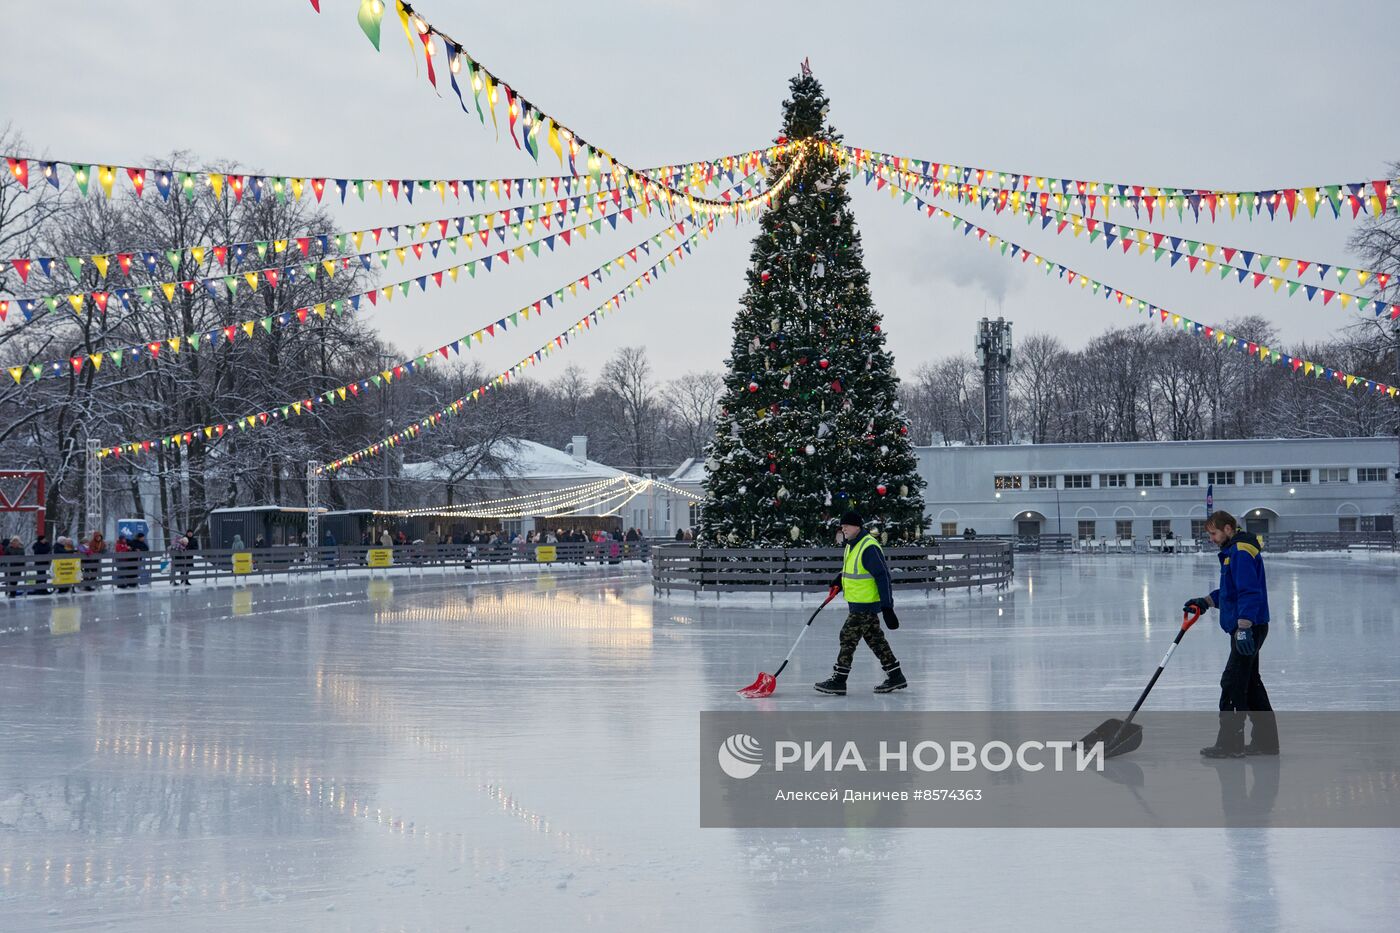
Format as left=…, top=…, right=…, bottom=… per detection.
left=1210, top=530, right=1270, bottom=633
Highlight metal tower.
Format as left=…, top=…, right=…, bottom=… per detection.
left=306, top=461, right=321, bottom=549
left=975, top=317, right=1013, bottom=446
left=84, top=438, right=102, bottom=536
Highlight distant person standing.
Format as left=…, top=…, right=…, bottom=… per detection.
left=815, top=511, right=906, bottom=695
left=1184, top=510, right=1278, bottom=758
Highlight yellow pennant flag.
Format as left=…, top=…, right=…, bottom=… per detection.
left=291, top=178, right=305, bottom=200
left=209, top=173, right=223, bottom=199
left=546, top=117, right=563, bottom=165
left=293, top=402, right=302, bottom=415
left=168, top=337, right=181, bottom=353
left=274, top=239, right=288, bottom=254
left=322, top=260, right=335, bottom=277
left=352, top=231, right=364, bottom=250
left=190, top=246, right=206, bottom=265
left=372, top=178, right=383, bottom=199
left=447, top=266, right=459, bottom=281
left=92, top=255, right=110, bottom=278
left=68, top=294, right=85, bottom=313
left=161, top=282, right=177, bottom=302
left=396, top=247, right=408, bottom=265
left=204, top=427, right=213, bottom=439
left=337, top=387, right=347, bottom=400
left=91, top=353, right=104, bottom=371
left=98, top=165, right=116, bottom=198
left=242, top=320, right=255, bottom=337
left=314, top=303, right=327, bottom=319
left=243, top=272, right=259, bottom=292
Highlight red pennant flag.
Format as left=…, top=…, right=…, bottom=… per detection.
left=431, top=270, right=443, bottom=287
left=296, top=237, right=311, bottom=257
left=7, top=158, right=28, bottom=188
left=182, top=280, right=195, bottom=294
left=389, top=180, right=400, bottom=200
left=118, top=253, right=134, bottom=275
left=229, top=175, right=245, bottom=202
left=561, top=230, right=572, bottom=245
left=1252, top=273, right=1265, bottom=288
left=366, top=290, right=378, bottom=306
left=439, top=346, right=449, bottom=359
left=10, top=259, right=31, bottom=283
left=296, top=307, right=309, bottom=323
left=1283, top=189, right=1298, bottom=219
left=70, top=356, right=84, bottom=373
left=412, top=243, right=424, bottom=259
left=311, top=178, right=326, bottom=201
left=147, top=341, right=160, bottom=358
left=263, top=269, right=279, bottom=288
left=1205, top=193, right=1218, bottom=220
left=349, top=383, right=359, bottom=396
left=419, top=31, right=437, bottom=88
left=126, top=167, right=146, bottom=196
left=497, top=251, right=509, bottom=264
left=93, top=292, right=110, bottom=312
left=371, top=227, right=383, bottom=244
left=1322, top=289, right=1335, bottom=305
left=1186, top=256, right=1200, bottom=272
left=224, top=325, right=236, bottom=343
left=1222, top=248, right=1237, bottom=264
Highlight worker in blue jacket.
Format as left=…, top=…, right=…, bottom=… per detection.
left=1184, top=510, right=1279, bottom=758
left=815, top=511, right=905, bottom=695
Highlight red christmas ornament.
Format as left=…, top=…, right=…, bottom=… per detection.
left=877, top=484, right=888, bottom=496
left=873, top=324, right=882, bottom=333
left=769, top=463, right=778, bottom=473
left=760, top=270, right=771, bottom=283
left=748, top=381, right=759, bottom=393
left=818, top=358, right=829, bottom=369
left=798, top=356, right=808, bottom=365
left=831, top=380, right=842, bottom=392
left=900, top=425, right=909, bottom=435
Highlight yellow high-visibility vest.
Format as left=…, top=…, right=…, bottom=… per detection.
left=841, top=534, right=882, bottom=603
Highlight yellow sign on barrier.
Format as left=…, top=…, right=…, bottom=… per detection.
left=50, top=558, right=81, bottom=586
left=367, top=548, right=393, bottom=568
left=535, top=545, right=557, bottom=563
left=232, top=552, right=253, bottom=575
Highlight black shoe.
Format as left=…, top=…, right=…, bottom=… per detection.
left=1244, top=744, right=1279, bottom=756
left=873, top=668, right=908, bottom=693
left=1200, top=745, right=1245, bottom=759
left=814, top=674, right=848, bottom=696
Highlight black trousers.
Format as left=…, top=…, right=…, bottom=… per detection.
left=1215, top=624, right=1278, bottom=753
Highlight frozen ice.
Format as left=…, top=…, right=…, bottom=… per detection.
left=0, top=553, right=1397, bottom=931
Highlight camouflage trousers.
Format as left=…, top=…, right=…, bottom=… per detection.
left=834, top=610, right=900, bottom=674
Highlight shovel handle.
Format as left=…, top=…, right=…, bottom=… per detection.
left=769, top=591, right=840, bottom=679
left=1180, top=606, right=1202, bottom=631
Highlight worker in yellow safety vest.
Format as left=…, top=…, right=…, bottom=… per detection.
left=815, top=511, right=906, bottom=695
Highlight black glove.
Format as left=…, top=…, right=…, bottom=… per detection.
left=830, top=573, right=842, bottom=590
left=882, top=608, right=900, bottom=630
left=1234, top=620, right=1257, bottom=657
left=1183, top=597, right=1211, bottom=616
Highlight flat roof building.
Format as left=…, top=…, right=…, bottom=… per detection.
left=915, top=436, right=1398, bottom=542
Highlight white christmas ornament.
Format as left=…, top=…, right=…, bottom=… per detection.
left=804, top=444, right=816, bottom=455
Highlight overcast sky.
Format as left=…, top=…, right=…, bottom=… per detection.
left=4, top=0, right=1398, bottom=386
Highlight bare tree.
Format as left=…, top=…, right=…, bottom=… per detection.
left=660, top=370, right=723, bottom=460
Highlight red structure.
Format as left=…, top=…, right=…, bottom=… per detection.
left=0, top=470, right=46, bottom=537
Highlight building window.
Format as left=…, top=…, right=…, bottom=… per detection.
left=1356, top=467, right=1388, bottom=483
left=1152, top=519, right=1172, bottom=539
left=1030, top=474, right=1056, bottom=490
left=1171, top=472, right=1200, bottom=487
left=1339, top=516, right=1358, bottom=532
left=1064, top=474, right=1092, bottom=489
left=1100, top=473, right=1127, bottom=488
left=1190, top=519, right=1208, bottom=539
left=1207, top=471, right=1236, bottom=486
left=1134, top=473, right=1162, bottom=488
left=1281, top=468, right=1310, bottom=484
left=1244, top=470, right=1273, bottom=485
left=1115, top=520, right=1133, bottom=540
left=994, top=474, right=1023, bottom=490
left=1369, top=515, right=1395, bottom=533
left=1077, top=520, right=1096, bottom=539
left=941, top=522, right=958, bottom=537
left=1319, top=468, right=1349, bottom=484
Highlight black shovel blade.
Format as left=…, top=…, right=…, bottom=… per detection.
left=1078, top=718, right=1143, bottom=759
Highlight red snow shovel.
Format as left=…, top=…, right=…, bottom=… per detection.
left=738, top=590, right=839, bottom=698
left=1079, top=606, right=1203, bottom=758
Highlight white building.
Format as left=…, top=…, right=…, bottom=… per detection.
left=400, top=435, right=692, bottom=537
left=916, top=436, right=1398, bottom=542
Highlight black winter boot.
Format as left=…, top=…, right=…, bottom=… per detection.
left=1200, top=745, right=1245, bottom=759
left=814, top=672, right=848, bottom=696
left=873, top=666, right=907, bottom=694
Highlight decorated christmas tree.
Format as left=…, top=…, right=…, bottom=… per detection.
left=698, top=67, right=926, bottom=547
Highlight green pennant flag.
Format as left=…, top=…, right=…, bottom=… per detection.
left=224, top=276, right=238, bottom=295
left=529, top=241, right=541, bottom=257
left=1287, top=281, right=1302, bottom=297
left=72, top=164, right=91, bottom=196
left=1334, top=267, right=1350, bottom=283
left=177, top=172, right=196, bottom=201
left=189, top=333, right=200, bottom=350
left=357, top=0, right=384, bottom=49
left=29, top=364, right=43, bottom=379
left=1153, top=247, right=1166, bottom=262
left=466, top=262, right=477, bottom=278
left=255, top=242, right=269, bottom=260
left=399, top=281, right=410, bottom=297
left=379, top=252, right=390, bottom=269
left=1185, top=240, right=1200, bottom=255
left=334, top=234, right=346, bottom=251
left=1219, top=266, right=1231, bottom=280
left=1256, top=256, right=1272, bottom=273
left=111, top=349, right=123, bottom=368
left=1357, top=297, right=1370, bottom=312
left=304, top=263, right=318, bottom=281
left=260, top=317, right=272, bottom=333
left=166, top=249, right=182, bottom=272
left=1087, top=229, right=1100, bottom=244
left=65, top=256, right=84, bottom=279
left=372, top=374, right=383, bottom=387
left=44, top=296, right=59, bottom=312
left=281, top=406, right=290, bottom=418
left=1325, top=185, right=1342, bottom=212
left=510, top=311, right=520, bottom=326
left=447, top=237, right=458, bottom=254
left=273, top=178, right=287, bottom=203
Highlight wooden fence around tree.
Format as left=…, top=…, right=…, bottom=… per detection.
left=650, top=541, right=1014, bottom=596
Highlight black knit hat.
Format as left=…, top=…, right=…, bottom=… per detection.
left=840, top=510, right=863, bottom=527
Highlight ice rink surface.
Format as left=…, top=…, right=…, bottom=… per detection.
left=2, top=553, right=1398, bottom=931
